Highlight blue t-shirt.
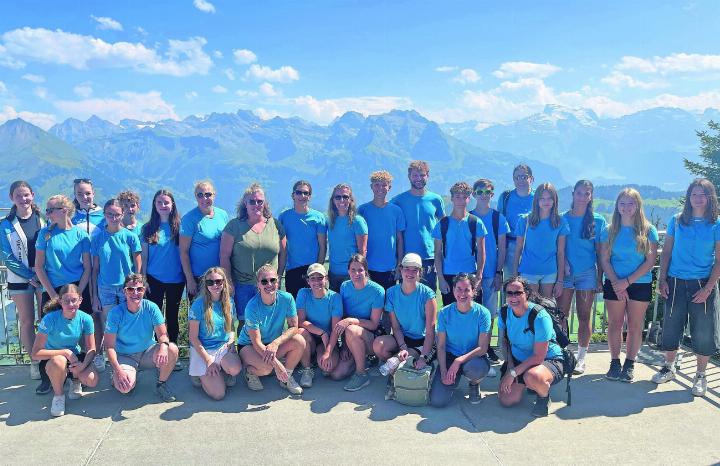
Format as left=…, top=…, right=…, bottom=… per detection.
left=385, top=283, right=435, bottom=340
left=601, top=224, right=659, bottom=283
left=498, top=190, right=534, bottom=238
left=278, top=208, right=327, bottom=270
left=105, top=299, right=165, bottom=354
left=498, top=303, right=563, bottom=361
left=666, top=215, right=720, bottom=280
left=327, top=215, right=368, bottom=275
left=188, top=296, right=234, bottom=350
left=390, top=191, right=445, bottom=260
left=436, top=302, right=491, bottom=357
left=125, top=223, right=144, bottom=238
left=339, top=280, right=385, bottom=320
left=563, top=212, right=607, bottom=275
left=431, top=214, right=488, bottom=275
left=91, top=228, right=142, bottom=287
left=144, top=223, right=184, bottom=283
left=296, top=288, right=343, bottom=334
left=517, top=215, right=570, bottom=275
left=472, top=209, right=510, bottom=278
left=237, top=291, right=297, bottom=345
left=35, top=226, right=90, bottom=287
left=180, top=207, right=229, bottom=277
left=357, top=202, right=406, bottom=272
left=38, top=310, right=94, bottom=355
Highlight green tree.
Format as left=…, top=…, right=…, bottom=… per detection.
left=685, top=120, right=720, bottom=187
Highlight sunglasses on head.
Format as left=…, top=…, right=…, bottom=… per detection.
left=247, top=199, right=264, bottom=206
left=206, top=279, right=224, bottom=287
left=124, top=286, right=145, bottom=293
left=334, top=194, right=350, bottom=201
left=474, top=189, right=494, bottom=196
left=196, top=192, right=213, bottom=199
left=505, top=290, right=525, bottom=297
left=294, top=190, right=311, bottom=196
left=260, top=277, right=278, bottom=285
left=73, top=178, right=92, bottom=184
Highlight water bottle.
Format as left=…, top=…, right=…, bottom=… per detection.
left=379, top=356, right=400, bottom=376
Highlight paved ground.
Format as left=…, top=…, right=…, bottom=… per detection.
left=1, top=345, right=719, bottom=465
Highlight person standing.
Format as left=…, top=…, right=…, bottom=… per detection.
left=71, top=178, right=104, bottom=238
left=498, top=165, right=534, bottom=277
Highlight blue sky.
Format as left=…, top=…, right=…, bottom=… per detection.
left=1, top=0, right=719, bottom=129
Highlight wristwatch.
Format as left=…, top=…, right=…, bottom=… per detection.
left=510, top=368, right=517, bottom=378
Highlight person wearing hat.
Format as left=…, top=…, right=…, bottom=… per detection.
left=296, top=263, right=343, bottom=388
left=373, top=253, right=438, bottom=396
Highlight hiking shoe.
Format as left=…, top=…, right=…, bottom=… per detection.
left=298, top=367, right=314, bottom=388
left=191, top=376, right=202, bottom=388
left=487, top=366, right=497, bottom=378
left=279, top=374, right=303, bottom=395
left=605, top=360, right=622, bottom=381
left=225, top=373, right=237, bottom=387
left=35, top=378, right=51, bottom=395
left=692, top=373, right=707, bottom=397
left=468, top=384, right=482, bottom=404
left=30, top=361, right=41, bottom=380
left=651, top=366, right=675, bottom=384
left=50, top=394, right=66, bottom=417
left=620, top=363, right=635, bottom=383
left=573, top=359, right=586, bottom=375
left=366, top=355, right=379, bottom=368
left=487, top=347, right=500, bottom=363
left=244, top=370, right=264, bottom=391
left=344, top=372, right=370, bottom=392
left=173, top=361, right=183, bottom=372
left=94, top=354, right=106, bottom=373
left=531, top=396, right=551, bottom=418
left=68, top=379, right=83, bottom=400
left=156, top=383, right=176, bottom=402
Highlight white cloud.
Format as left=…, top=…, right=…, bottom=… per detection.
left=235, top=89, right=258, bottom=97
left=211, top=85, right=228, bottom=93
left=246, top=64, right=299, bottom=83
left=600, top=71, right=667, bottom=90
left=493, top=61, right=561, bottom=79
left=22, top=73, right=45, bottom=83
left=233, top=48, right=257, bottom=65
left=284, top=95, right=413, bottom=124
left=0, top=43, right=25, bottom=69
left=0, top=28, right=213, bottom=76
left=213, top=50, right=223, bottom=58
left=54, top=90, right=178, bottom=123
left=91, top=15, right=123, bottom=31
left=617, top=53, right=720, bottom=74
left=0, top=81, right=6, bottom=93
left=73, top=83, right=93, bottom=98
left=435, top=65, right=457, bottom=73
left=258, top=82, right=278, bottom=97
left=185, top=91, right=198, bottom=100
left=0, top=105, right=56, bottom=129
left=193, top=0, right=216, bottom=13
left=453, top=68, right=480, bottom=85
left=136, top=27, right=148, bottom=36
left=224, top=68, right=236, bottom=80
left=34, top=87, right=47, bottom=99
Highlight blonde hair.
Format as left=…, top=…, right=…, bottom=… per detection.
left=194, top=180, right=215, bottom=194
left=198, top=267, right=233, bottom=334
left=327, top=183, right=357, bottom=229
left=450, top=181, right=472, bottom=196
left=236, top=183, right=272, bottom=220
left=528, top=182, right=561, bottom=228
left=45, top=195, right=75, bottom=240
left=608, top=188, right=651, bottom=255
left=370, top=170, right=393, bottom=183
left=117, top=190, right=140, bottom=206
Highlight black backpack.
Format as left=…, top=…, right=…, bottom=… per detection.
left=500, top=298, right=577, bottom=405
left=439, top=214, right=479, bottom=257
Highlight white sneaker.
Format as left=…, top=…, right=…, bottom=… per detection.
left=51, top=395, right=66, bottom=417
left=299, top=367, right=314, bottom=388
left=573, top=359, right=586, bottom=375
left=94, top=354, right=106, bottom=373
left=487, top=366, right=497, bottom=378
left=30, top=361, right=41, bottom=380
left=651, top=366, right=676, bottom=384
left=692, top=373, right=707, bottom=397
left=68, top=379, right=83, bottom=400
left=279, top=374, right=303, bottom=395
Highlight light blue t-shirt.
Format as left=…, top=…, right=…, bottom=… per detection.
left=125, top=222, right=144, bottom=238
left=385, top=283, right=435, bottom=340
left=666, top=215, right=720, bottom=280
left=357, top=202, right=406, bottom=272
left=498, top=303, right=563, bottom=361
left=105, top=299, right=165, bottom=354
left=35, top=226, right=90, bottom=287
left=431, top=214, right=488, bottom=275
left=237, top=291, right=297, bottom=345
left=38, top=310, right=94, bottom=355
left=436, top=302, right=491, bottom=357
left=91, top=228, right=142, bottom=287
left=278, top=208, right=327, bottom=270
left=472, top=209, right=510, bottom=278
left=340, top=280, right=385, bottom=320
left=498, top=190, right=534, bottom=238
left=296, top=288, right=343, bottom=334
left=517, top=215, right=570, bottom=275
left=327, top=215, right=368, bottom=275
left=144, top=222, right=184, bottom=283
left=188, top=296, right=234, bottom=350
left=390, top=191, right=445, bottom=260
left=180, top=207, right=229, bottom=277
left=563, top=212, right=607, bottom=274
left=601, top=224, right=659, bottom=283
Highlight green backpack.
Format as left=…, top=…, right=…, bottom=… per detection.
left=392, top=356, right=436, bottom=406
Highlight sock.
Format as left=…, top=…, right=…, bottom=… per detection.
left=156, top=380, right=166, bottom=387
left=697, top=371, right=706, bottom=377
left=577, top=346, right=588, bottom=360
left=611, top=358, right=621, bottom=364
left=623, top=359, right=635, bottom=368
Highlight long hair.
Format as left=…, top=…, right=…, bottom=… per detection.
left=198, top=267, right=233, bottom=334
left=142, top=189, right=181, bottom=245
left=236, top=183, right=272, bottom=220
left=571, top=179, right=597, bottom=240
left=7, top=180, right=41, bottom=221
left=44, top=195, right=75, bottom=240
left=607, top=188, right=651, bottom=255
left=679, top=178, right=719, bottom=226
left=327, top=183, right=357, bottom=229
left=42, top=283, right=81, bottom=315
left=503, top=276, right=542, bottom=304
left=528, top=182, right=561, bottom=228
left=72, top=178, right=95, bottom=210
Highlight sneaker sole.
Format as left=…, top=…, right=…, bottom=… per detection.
left=469, top=397, right=482, bottom=405
left=344, top=379, right=370, bottom=392
left=692, top=390, right=706, bottom=397
left=619, top=377, right=634, bottom=383
left=605, top=374, right=620, bottom=381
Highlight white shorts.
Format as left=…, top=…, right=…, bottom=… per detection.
left=188, top=345, right=229, bottom=377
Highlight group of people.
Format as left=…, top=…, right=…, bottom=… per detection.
left=1, top=160, right=718, bottom=418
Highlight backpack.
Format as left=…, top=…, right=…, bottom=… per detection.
left=499, top=190, right=513, bottom=217
left=392, top=356, right=435, bottom=406
left=440, top=214, right=479, bottom=258
left=491, top=209, right=500, bottom=247
left=500, top=298, right=576, bottom=405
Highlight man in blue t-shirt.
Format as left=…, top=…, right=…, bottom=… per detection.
left=497, top=164, right=534, bottom=277
left=391, top=160, right=445, bottom=290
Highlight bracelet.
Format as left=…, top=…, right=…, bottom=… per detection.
left=160, top=341, right=170, bottom=347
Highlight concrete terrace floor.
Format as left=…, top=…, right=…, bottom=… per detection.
left=1, top=345, right=719, bottom=466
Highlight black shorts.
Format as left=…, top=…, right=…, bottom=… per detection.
left=41, top=282, right=93, bottom=315
left=285, top=265, right=311, bottom=298
left=310, top=333, right=325, bottom=347
left=369, top=270, right=397, bottom=290
left=500, top=355, right=564, bottom=385
left=403, top=335, right=426, bottom=349
left=603, top=279, right=653, bottom=302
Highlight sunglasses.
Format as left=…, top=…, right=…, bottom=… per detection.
left=247, top=199, right=264, bottom=206
left=260, top=277, right=278, bottom=285
left=514, top=175, right=530, bottom=181
left=196, top=192, right=214, bottom=199
left=334, top=195, right=350, bottom=201
left=45, top=207, right=63, bottom=214
left=294, top=190, right=311, bottom=196
left=206, top=279, right=224, bottom=287
left=474, top=189, right=494, bottom=196
left=124, top=286, right=145, bottom=293
left=505, top=290, right=525, bottom=296
left=73, top=178, right=92, bottom=184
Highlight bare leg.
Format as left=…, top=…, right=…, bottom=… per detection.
left=606, top=299, right=627, bottom=359
left=12, top=293, right=36, bottom=356
left=625, top=300, right=649, bottom=360
left=45, top=355, right=69, bottom=396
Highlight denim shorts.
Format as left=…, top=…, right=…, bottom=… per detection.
left=8, top=282, right=38, bottom=297
left=481, top=278, right=499, bottom=317
left=98, top=283, right=126, bottom=307
left=660, top=277, right=720, bottom=356
left=521, top=272, right=557, bottom=286
left=234, top=283, right=257, bottom=320
left=563, top=266, right=597, bottom=291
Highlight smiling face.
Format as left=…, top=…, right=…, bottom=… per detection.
left=60, top=291, right=82, bottom=319
left=689, top=186, right=709, bottom=214
left=74, top=182, right=94, bottom=210
left=617, top=194, right=638, bottom=220
left=472, top=183, right=494, bottom=207
left=333, top=186, right=351, bottom=216
left=123, top=279, right=146, bottom=307
left=245, top=190, right=266, bottom=218
left=538, top=189, right=554, bottom=213
left=453, top=278, right=475, bottom=306
left=205, top=271, right=225, bottom=298
left=513, top=168, right=533, bottom=191
left=10, top=185, right=34, bottom=211
left=104, top=204, right=123, bottom=228
left=45, top=200, right=67, bottom=223
left=292, top=184, right=311, bottom=209
left=257, top=269, right=279, bottom=298
left=451, top=191, right=471, bottom=210
left=572, top=184, right=592, bottom=210
left=348, top=261, right=367, bottom=286
left=121, top=200, right=139, bottom=217
left=408, top=168, right=428, bottom=191
left=154, top=194, right=173, bottom=218
left=505, top=280, right=528, bottom=309
left=195, top=184, right=215, bottom=212
left=400, top=265, right=420, bottom=283
left=371, top=180, right=391, bottom=200
left=306, top=272, right=327, bottom=293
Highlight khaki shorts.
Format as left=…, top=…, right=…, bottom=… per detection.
left=117, top=344, right=161, bottom=372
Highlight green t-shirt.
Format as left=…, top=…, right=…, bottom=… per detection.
left=223, top=217, right=285, bottom=285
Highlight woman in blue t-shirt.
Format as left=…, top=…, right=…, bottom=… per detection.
left=326, top=184, right=368, bottom=291
left=71, top=178, right=104, bottom=237
left=498, top=277, right=565, bottom=418
left=653, top=178, right=720, bottom=397
left=513, top=182, right=569, bottom=299
left=600, top=188, right=658, bottom=382
left=32, top=284, right=98, bottom=417
left=188, top=267, right=241, bottom=400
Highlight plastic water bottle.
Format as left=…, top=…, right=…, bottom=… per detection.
left=379, top=356, right=400, bottom=376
